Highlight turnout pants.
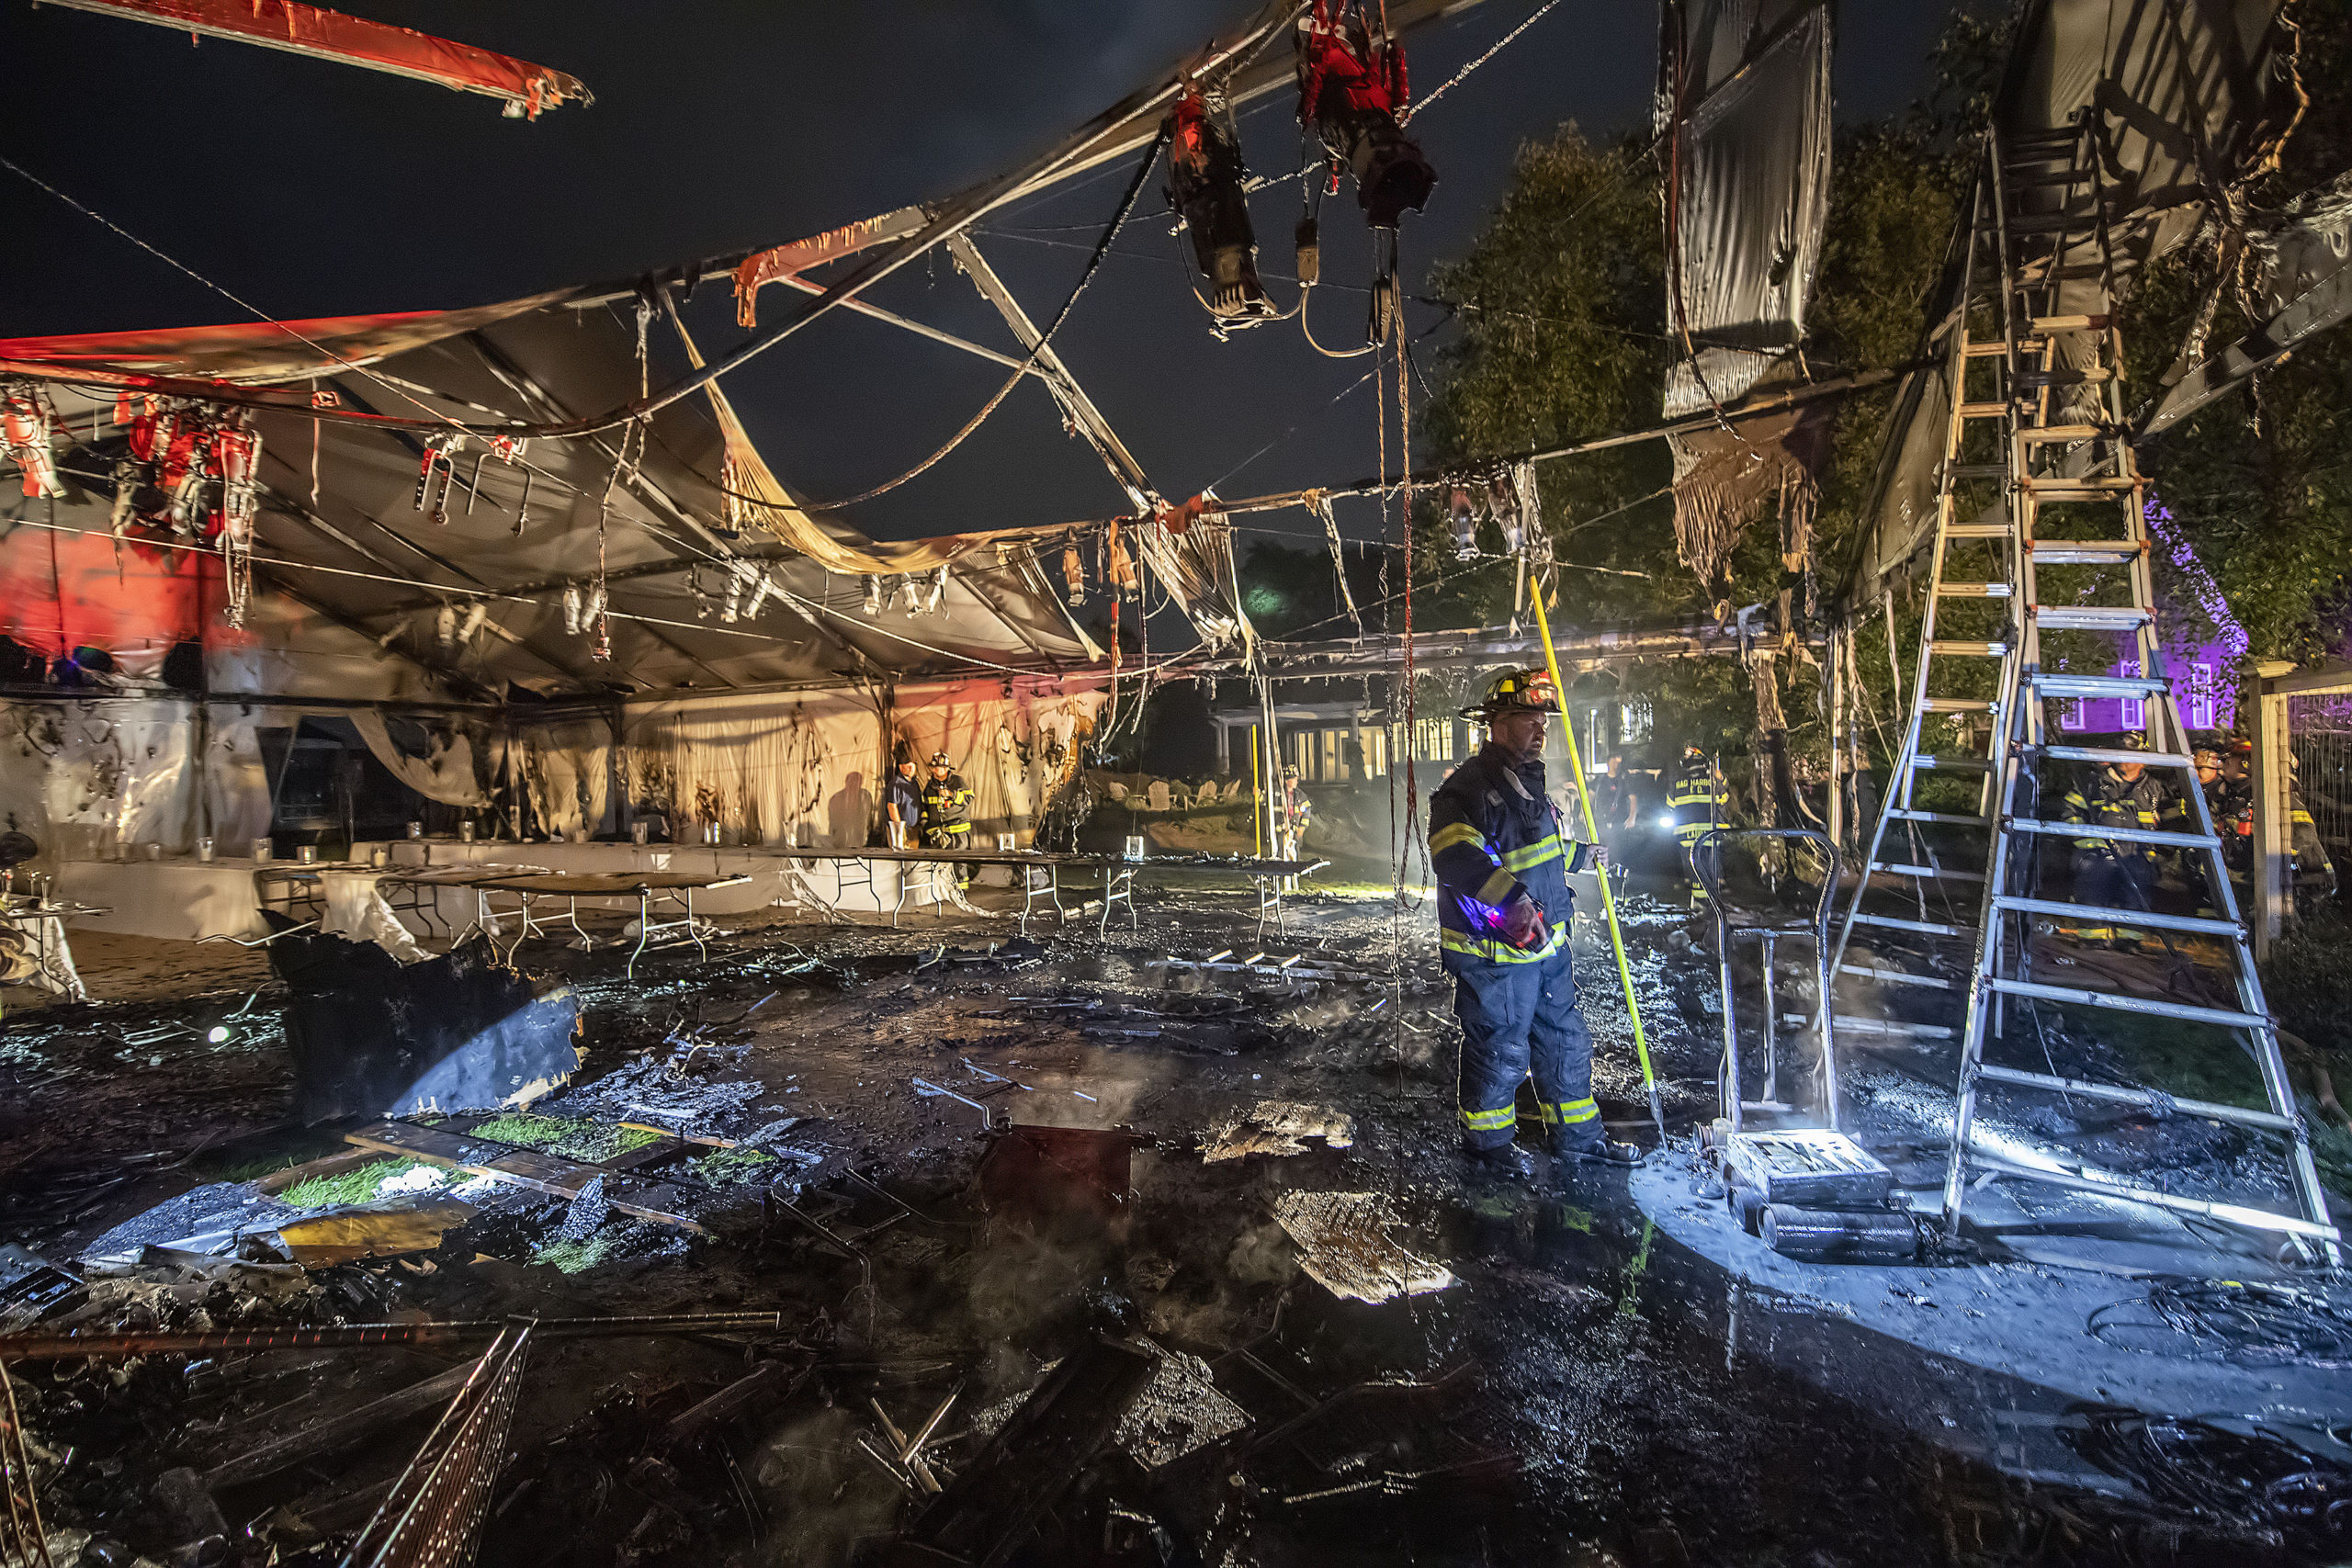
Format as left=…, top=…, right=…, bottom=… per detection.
left=1445, top=945, right=1600, bottom=1151
left=2073, top=850, right=2157, bottom=942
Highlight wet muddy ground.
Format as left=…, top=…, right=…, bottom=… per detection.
left=2, top=878, right=2346, bottom=1565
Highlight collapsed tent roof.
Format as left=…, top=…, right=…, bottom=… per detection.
left=1847, top=0, right=2305, bottom=600
left=0, top=292, right=1128, bottom=700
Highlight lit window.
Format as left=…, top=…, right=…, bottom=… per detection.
left=2188, top=662, right=2215, bottom=730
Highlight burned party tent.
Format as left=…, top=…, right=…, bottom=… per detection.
left=4, top=1, right=2352, bottom=1566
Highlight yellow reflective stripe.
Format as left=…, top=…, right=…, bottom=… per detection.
left=1501, top=838, right=1563, bottom=873
left=1461, top=1105, right=1516, bottom=1132
left=2291, top=810, right=2315, bottom=824
left=1475, top=868, right=1518, bottom=905
left=1439, top=925, right=1565, bottom=964
left=1537, top=1097, right=1600, bottom=1126
left=940, top=822, right=971, bottom=833
left=1430, top=822, right=1489, bottom=853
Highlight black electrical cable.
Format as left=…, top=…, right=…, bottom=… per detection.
left=2087, top=1276, right=2352, bottom=1368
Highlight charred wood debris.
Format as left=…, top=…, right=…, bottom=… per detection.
left=0, top=920, right=1510, bottom=1568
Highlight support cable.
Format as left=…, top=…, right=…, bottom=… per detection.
left=806, top=124, right=1170, bottom=510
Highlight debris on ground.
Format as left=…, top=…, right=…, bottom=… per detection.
left=1272, top=1190, right=1456, bottom=1303
left=1202, top=1100, right=1357, bottom=1161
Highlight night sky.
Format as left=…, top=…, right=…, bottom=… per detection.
left=4, top=2, right=1950, bottom=551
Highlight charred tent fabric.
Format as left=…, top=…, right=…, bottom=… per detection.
left=1848, top=0, right=2306, bottom=600
left=0, top=292, right=1104, bottom=694
left=1657, top=0, right=1833, bottom=614
left=0, top=289, right=1123, bottom=864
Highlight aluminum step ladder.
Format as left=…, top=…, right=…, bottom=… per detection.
left=1830, top=118, right=2340, bottom=1260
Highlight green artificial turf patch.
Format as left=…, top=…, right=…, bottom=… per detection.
left=469, top=1114, right=662, bottom=1165
left=280, top=1158, right=445, bottom=1209
left=686, top=1145, right=779, bottom=1186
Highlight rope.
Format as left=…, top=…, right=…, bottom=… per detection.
left=1399, top=0, right=1568, bottom=125
left=805, top=124, right=1170, bottom=510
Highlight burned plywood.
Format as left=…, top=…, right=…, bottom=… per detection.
left=267, top=923, right=582, bottom=1122
left=1272, top=1191, right=1454, bottom=1303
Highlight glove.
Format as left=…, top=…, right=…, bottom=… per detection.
left=1499, top=895, right=1544, bottom=947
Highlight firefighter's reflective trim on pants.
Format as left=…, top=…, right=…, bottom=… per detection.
left=1539, top=1096, right=1599, bottom=1128
left=936, top=821, right=971, bottom=835
left=1440, top=924, right=1567, bottom=964
left=1430, top=821, right=1488, bottom=855
left=1461, top=1104, right=1516, bottom=1134
left=1501, top=836, right=1564, bottom=874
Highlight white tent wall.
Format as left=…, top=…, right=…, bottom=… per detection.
left=599, top=677, right=1104, bottom=852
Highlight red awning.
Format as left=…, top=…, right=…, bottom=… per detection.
left=40, top=0, right=588, bottom=117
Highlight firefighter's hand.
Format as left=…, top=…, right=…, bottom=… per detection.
left=1499, top=895, right=1543, bottom=946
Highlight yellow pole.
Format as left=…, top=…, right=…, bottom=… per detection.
left=1249, top=725, right=1263, bottom=859
left=1528, top=577, right=1666, bottom=1140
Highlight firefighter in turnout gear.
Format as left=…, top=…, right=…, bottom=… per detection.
left=2061, top=733, right=2182, bottom=948
left=1665, top=745, right=1726, bottom=908
left=921, top=751, right=974, bottom=886
left=1429, top=670, right=1638, bottom=1179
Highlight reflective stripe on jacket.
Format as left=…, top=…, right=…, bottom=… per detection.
left=2061, top=765, right=2178, bottom=855
left=922, top=773, right=973, bottom=832
left=1665, top=759, right=1724, bottom=841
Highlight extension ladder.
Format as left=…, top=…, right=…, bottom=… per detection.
left=1830, top=118, right=2340, bottom=1258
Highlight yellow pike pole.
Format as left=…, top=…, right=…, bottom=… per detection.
left=1526, top=571, right=1667, bottom=1142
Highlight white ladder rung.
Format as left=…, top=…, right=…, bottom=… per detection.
left=1841, top=964, right=1960, bottom=991
left=1945, top=523, right=2012, bottom=538
left=2006, top=818, right=2219, bottom=851
left=2031, top=604, right=2150, bottom=631
left=1921, top=698, right=1995, bottom=713
left=1958, top=400, right=2009, bottom=418
left=1870, top=861, right=1987, bottom=882
left=2029, top=539, right=2145, bottom=563
left=2027, top=672, right=2170, bottom=698
left=1889, top=808, right=1990, bottom=827
left=1991, top=895, right=2242, bottom=937
left=1984, top=978, right=2271, bottom=1032
left=1852, top=911, right=1966, bottom=938
left=1929, top=640, right=2009, bottom=657
left=1831, top=1016, right=1956, bottom=1041
left=1959, top=1154, right=2342, bottom=1244
left=1908, top=754, right=1996, bottom=773
left=1972, top=1064, right=2293, bottom=1129
left=2034, top=743, right=2194, bottom=768
left=1936, top=581, right=2014, bottom=598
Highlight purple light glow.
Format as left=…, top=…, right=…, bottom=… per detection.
left=2143, top=493, right=2250, bottom=660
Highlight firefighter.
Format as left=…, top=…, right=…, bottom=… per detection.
left=2213, top=741, right=2337, bottom=908
left=1665, top=744, right=1727, bottom=908
left=2287, top=759, right=2338, bottom=908
left=921, top=752, right=974, bottom=888
left=1277, top=764, right=1314, bottom=859
left=2060, top=733, right=2181, bottom=948
left=1430, top=669, right=1638, bottom=1179
left=883, top=755, right=922, bottom=850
